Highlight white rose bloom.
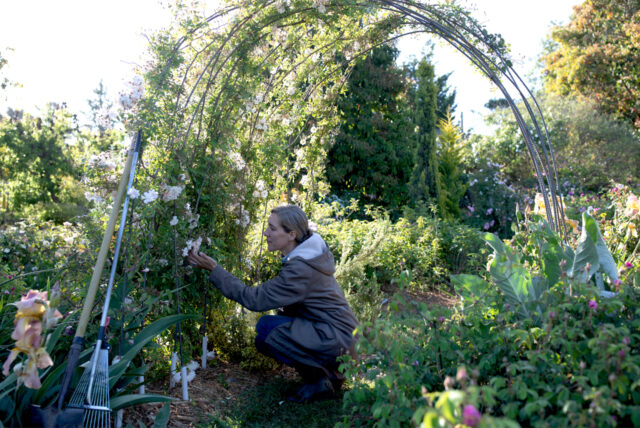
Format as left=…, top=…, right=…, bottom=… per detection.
left=182, top=236, right=203, bottom=257
left=228, top=151, right=246, bottom=170
left=256, top=118, right=267, bottom=131
left=127, top=187, right=140, bottom=200
left=85, top=192, right=103, bottom=203
left=142, top=190, right=158, bottom=204
left=170, top=216, right=179, bottom=226
left=162, top=185, right=184, bottom=202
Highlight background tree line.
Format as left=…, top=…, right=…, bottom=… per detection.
left=1, top=0, right=639, bottom=235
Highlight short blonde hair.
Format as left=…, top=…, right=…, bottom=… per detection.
left=271, top=205, right=312, bottom=243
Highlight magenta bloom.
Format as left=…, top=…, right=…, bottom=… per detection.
left=588, top=300, right=598, bottom=310
left=463, top=405, right=482, bottom=427
left=625, top=262, right=633, bottom=268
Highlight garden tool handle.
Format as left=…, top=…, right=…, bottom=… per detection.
left=75, top=131, right=141, bottom=339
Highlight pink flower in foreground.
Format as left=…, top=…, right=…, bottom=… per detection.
left=12, top=290, right=47, bottom=318
left=588, top=300, right=598, bottom=310
left=463, top=405, right=482, bottom=427
left=2, top=290, right=60, bottom=389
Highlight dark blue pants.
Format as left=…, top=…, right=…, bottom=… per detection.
left=255, top=315, right=341, bottom=383
left=254, top=315, right=295, bottom=366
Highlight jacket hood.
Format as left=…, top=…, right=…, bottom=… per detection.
left=283, top=233, right=335, bottom=275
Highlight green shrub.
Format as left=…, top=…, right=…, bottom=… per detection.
left=340, top=208, right=640, bottom=427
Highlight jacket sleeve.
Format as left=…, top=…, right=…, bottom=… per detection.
left=208, top=261, right=310, bottom=312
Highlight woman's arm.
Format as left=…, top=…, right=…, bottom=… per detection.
left=209, top=262, right=309, bottom=311
left=188, top=250, right=308, bottom=311
left=187, top=250, right=217, bottom=271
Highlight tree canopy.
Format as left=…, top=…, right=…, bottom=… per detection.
left=326, top=45, right=416, bottom=210
left=542, top=0, right=640, bottom=127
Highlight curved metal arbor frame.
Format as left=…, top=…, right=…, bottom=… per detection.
left=143, top=0, right=564, bottom=233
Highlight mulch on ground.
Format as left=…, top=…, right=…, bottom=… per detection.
left=122, top=289, right=454, bottom=426
left=123, top=362, right=299, bottom=427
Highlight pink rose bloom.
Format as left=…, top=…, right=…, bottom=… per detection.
left=588, top=300, right=598, bottom=310
left=463, top=405, right=482, bottom=427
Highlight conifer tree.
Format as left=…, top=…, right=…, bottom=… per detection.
left=326, top=45, right=415, bottom=210
left=437, top=111, right=467, bottom=219
left=409, top=59, right=441, bottom=208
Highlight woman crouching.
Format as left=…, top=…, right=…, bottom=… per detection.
left=188, top=205, right=358, bottom=403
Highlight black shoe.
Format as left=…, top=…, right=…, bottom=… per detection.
left=329, top=368, right=345, bottom=391
left=287, top=376, right=335, bottom=403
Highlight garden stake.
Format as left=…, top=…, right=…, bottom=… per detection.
left=27, top=131, right=141, bottom=428
left=66, top=131, right=142, bottom=427
left=170, top=339, right=178, bottom=388
left=202, top=287, right=208, bottom=369
left=172, top=201, right=189, bottom=401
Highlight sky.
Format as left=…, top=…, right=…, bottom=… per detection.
left=0, top=0, right=581, bottom=132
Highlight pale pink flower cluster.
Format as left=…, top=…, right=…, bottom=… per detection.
left=184, top=203, right=200, bottom=230
left=142, top=189, right=158, bottom=204
left=275, top=0, right=289, bottom=13
left=235, top=206, right=250, bottom=228
left=84, top=192, right=103, bottom=204
left=119, top=75, right=145, bottom=110
left=228, top=151, right=246, bottom=171
left=88, top=152, right=116, bottom=171
left=255, top=118, right=267, bottom=131
left=312, top=0, right=328, bottom=14
left=252, top=180, right=268, bottom=199
left=2, top=290, right=62, bottom=389
left=625, top=194, right=640, bottom=218
left=162, top=185, right=184, bottom=202
left=127, top=187, right=140, bottom=200
left=182, top=237, right=203, bottom=257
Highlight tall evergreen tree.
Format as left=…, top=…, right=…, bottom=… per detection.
left=437, top=111, right=467, bottom=219
left=435, top=72, right=457, bottom=122
left=409, top=58, right=441, bottom=208
left=326, top=45, right=415, bottom=210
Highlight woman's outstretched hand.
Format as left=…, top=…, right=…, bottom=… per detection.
left=187, top=249, right=218, bottom=271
